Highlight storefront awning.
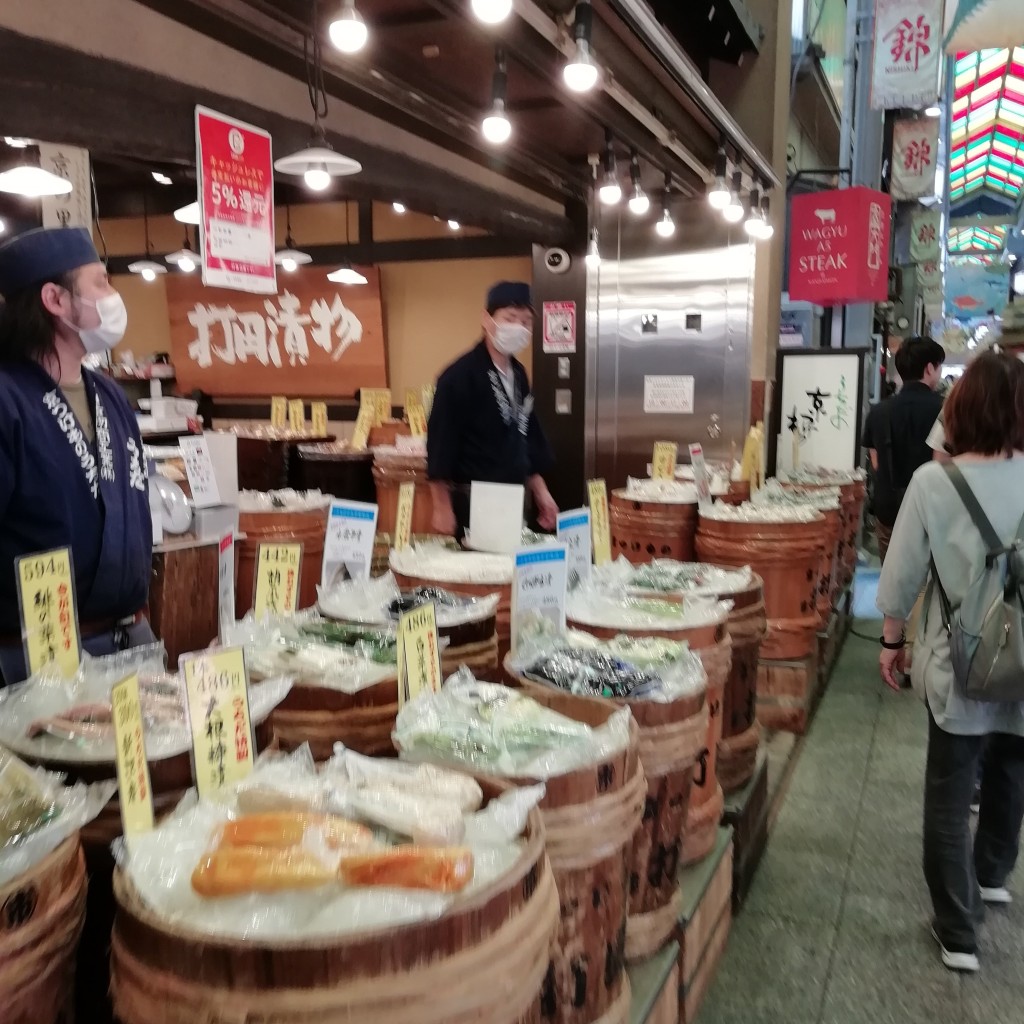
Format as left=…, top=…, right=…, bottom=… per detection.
left=945, top=1, right=1024, bottom=55
left=946, top=223, right=1009, bottom=253
left=948, top=47, right=1024, bottom=211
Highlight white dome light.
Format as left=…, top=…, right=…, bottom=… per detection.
left=329, top=0, right=368, bottom=54
left=471, top=0, right=512, bottom=23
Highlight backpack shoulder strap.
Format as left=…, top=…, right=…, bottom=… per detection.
left=878, top=400, right=898, bottom=484
left=943, top=463, right=1004, bottom=555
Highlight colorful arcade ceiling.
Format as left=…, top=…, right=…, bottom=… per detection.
left=949, top=47, right=1024, bottom=209
left=947, top=223, right=1008, bottom=253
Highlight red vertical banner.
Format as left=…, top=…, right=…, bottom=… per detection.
left=195, top=106, right=276, bottom=295
left=787, top=188, right=892, bottom=306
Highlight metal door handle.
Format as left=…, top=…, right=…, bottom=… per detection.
left=707, top=413, right=722, bottom=440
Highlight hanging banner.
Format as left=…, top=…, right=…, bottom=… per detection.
left=870, top=0, right=944, bottom=111
left=917, top=259, right=942, bottom=289
left=195, top=105, right=276, bottom=295
left=891, top=118, right=940, bottom=200
left=788, top=188, right=892, bottom=306
left=166, top=268, right=387, bottom=398
left=944, top=259, right=1010, bottom=318
left=910, top=208, right=942, bottom=263
left=37, top=143, right=92, bottom=229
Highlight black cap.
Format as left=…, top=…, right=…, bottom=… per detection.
left=0, top=227, right=101, bottom=296
left=486, top=280, right=532, bottom=314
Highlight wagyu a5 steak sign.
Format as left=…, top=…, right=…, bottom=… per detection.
left=788, top=188, right=891, bottom=306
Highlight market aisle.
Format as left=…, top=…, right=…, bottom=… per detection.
left=700, top=622, right=1024, bottom=1024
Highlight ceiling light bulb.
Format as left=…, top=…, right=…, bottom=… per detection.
left=174, top=202, right=200, bottom=225
left=141, top=268, right=156, bottom=283
left=564, top=41, right=600, bottom=93
left=656, top=210, right=676, bottom=238
left=629, top=189, right=650, bottom=216
left=924, top=104, right=941, bottom=117
left=392, top=201, right=406, bottom=214
left=708, top=176, right=730, bottom=210
left=304, top=163, right=332, bottom=192
left=0, top=165, right=73, bottom=198
left=471, top=0, right=512, bottom=23
left=329, top=0, right=368, bottom=54
left=448, top=219, right=460, bottom=230
left=723, top=171, right=744, bottom=223
left=599, top=181, right=621, bottom=205
left=327, top=266, right=369, bottom=285
left=481, top=102, right=512, bottom=145
left=281, top=257, right=298, bottom=273
left=178, top=256, right=196, bottom=273
left=585, top=232, right=601, bottom=269
left=744, top=188, right=763, bottom=237
left=4, top=137, right=31, bottom=148
left=152, top=171, right=172, bottom=186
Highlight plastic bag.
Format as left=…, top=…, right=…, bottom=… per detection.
left=389, top=546, right=514, bottom=585
left=752, top=478, right=840, bottom=511
left=566, top=583, right=729, bottom=632
left=0, top=750, right=116, bottom=887
left=508, top=630, right=707, bottom=703
left=393, top=669, right=632, bottom=779
left=627, top=559, right=753, bottom=597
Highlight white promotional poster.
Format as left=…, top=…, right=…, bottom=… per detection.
left=910, top=208, right=942, bottom=264
left=870, top=0, right=944, bottom=110
left=510, top=545, right=568, bottom=656
left=891, top=118, right=941, bottom=200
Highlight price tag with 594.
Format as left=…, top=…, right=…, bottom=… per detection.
left=397, top=603, right=442, bottom=708
left=253, top=543, right=302, bottom=617
left=17, top=547, right=81, bottom=678
left=181, top=647, right=254, bottom=798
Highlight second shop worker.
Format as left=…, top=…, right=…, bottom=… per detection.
left=427, top=281, right=558, bottom=539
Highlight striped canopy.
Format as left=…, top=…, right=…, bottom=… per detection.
left=945, top=1, right=1024, bottom=54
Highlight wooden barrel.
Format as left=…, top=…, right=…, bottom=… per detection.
left=235, top=433, right=334, bottom=492
left=0, top=835, right=86, bottom=1024
left=271, top=673, right=399, bottom=759
left=372, top=451, right=434, bottom=537
left=505, top=659, right=706, bottom=962
left=696, top=513, right=825, bottom=661
left=291, top=444, right=376, bottom=503
left=236, top=503, right=329, bottom=619
left=368, top=419, right=410, bottom=448
left=721, top=479, right=751, bottom=506
left=109, top=785, right=559, bottom=1024
left=609, top=490, right=698, bottom=565
left=842, top=480, right=867, bottom=585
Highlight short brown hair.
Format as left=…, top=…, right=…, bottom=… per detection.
left=944, top=351, right=1024, bottom=457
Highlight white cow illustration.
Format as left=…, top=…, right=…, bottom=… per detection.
left=814, top=209, right=837, bottom=224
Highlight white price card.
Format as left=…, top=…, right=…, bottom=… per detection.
left=510, top=544, right=568, bottom=656
left=322, top=500, right=378, bottom=588
left=688, top=442, right=713, bottom=511
left=179, top=435, right=221, bottom=509
left=218, top=531, right=235, bottom=639
left=556, top=508, right=592, bottom=590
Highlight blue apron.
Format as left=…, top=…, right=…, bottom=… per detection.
left=0, top=362, right=153, bottom=684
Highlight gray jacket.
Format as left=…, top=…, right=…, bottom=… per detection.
left=876, top=456, right=1024, bottom=736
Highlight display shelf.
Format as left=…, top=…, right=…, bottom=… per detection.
left=628, top=942, right=680, bottom=1024
left=678, top=827, right=734, bottom=1024
left=723, top=753, right=769, bottom=913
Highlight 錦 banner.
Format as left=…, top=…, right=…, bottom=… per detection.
left=196, top=106, right=276, bottom=295
left=910, top=208, right=942, bottom=263
left=787, top=188, right=892, bottom=306
left=870, top=0, right=944, bottom=110
left=891, top=118, right=940, bottom=200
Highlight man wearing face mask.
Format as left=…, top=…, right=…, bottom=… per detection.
left=0, top=227, right=154, bottom=685
left=427, top=281, right=557, bottom=539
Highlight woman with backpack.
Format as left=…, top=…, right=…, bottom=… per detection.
left=877, top=350, right=1024, bottom=974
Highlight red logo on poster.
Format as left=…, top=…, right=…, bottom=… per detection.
left=195, top=105, right=276, bottom=295
left=787, top=187, right=891, bottom=306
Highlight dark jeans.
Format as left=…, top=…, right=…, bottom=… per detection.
left=924, top=711, right=1024, bottom=952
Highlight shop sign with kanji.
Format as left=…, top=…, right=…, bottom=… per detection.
left=870, top=0, right=944, bottom=110
left=891, top=118, right=940, bottom=200
left=167, top=267, right=387, bottom=397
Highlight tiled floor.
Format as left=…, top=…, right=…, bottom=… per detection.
left=699, top=622, right=1024, bottom=1024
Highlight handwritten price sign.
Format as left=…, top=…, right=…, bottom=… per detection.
left=652, top=442, right=678, bottom=480
left=288, top=399, right=306, bottom=432
left=111, top=673, right=154, bottom=836
left=270, top=396, right=287, bottom=428
left=16, top=547, right=80, bottom=678
left=587, top=480, right=612, bottom=567
left=181, top=647, right=254, bottom=798
left=394, top=482, right=415, bottom=552
left=311, top=401, right=328, bottom=437
left=397, top=603, right=442, bottom=707
left=253, top=543, right=302, bottom=617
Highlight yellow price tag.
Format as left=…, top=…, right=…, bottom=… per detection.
left=652, top=442, right=678, bottom=480
left=373, top=388, right=392, bottom=426
left=253, top=543, right=303, bottom=618
left=351, top=405, right=373, bottom=450
left=408, top=405, right=427, bottom=438
left=288, top=399, right=305, bottom=432
left=182, top=647, right=254, bottom=798
left=394, top=481, right=415, bottom=551
left=421, top=384, right=436, bottom=419
left=270, top=396, right=287, bottom=429
left=17, top=547, right=80, bottom=678
left=587, top=480, right=612, bottom=567
left=311, top=402, right=328, bottom=437
left=111, top=673, right=154, bottom=837
left=397, top=603, right=442, bottom=708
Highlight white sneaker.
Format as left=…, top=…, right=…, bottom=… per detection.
left=980, top=886, right=1012, bottom=905
left=931, top=927, right=980, bottom=973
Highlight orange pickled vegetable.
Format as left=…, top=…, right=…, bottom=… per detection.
left=219, top=812, right=374, bottom=850
left=337, top=846, right=474, bottom=893
left=191, top=845, right=335, bottom=898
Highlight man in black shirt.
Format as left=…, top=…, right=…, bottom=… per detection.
left=427, top=281, right=557, bottom=539
left=863, top=335, right=946, bottom=561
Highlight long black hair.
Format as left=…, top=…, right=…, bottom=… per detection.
left=0, top=271, right=76, bottom=365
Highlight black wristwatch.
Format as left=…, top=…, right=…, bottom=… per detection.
left=880, top=634, right=906, bottom=650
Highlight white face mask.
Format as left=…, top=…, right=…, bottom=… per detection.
left=67, top=292, right=128, bottom=353
left=492, top=321, right=531, bottom=356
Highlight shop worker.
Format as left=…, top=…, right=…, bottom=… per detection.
left=0, top=227, right=154, bottom=685
left=428, top=281, right=558, bottom=538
